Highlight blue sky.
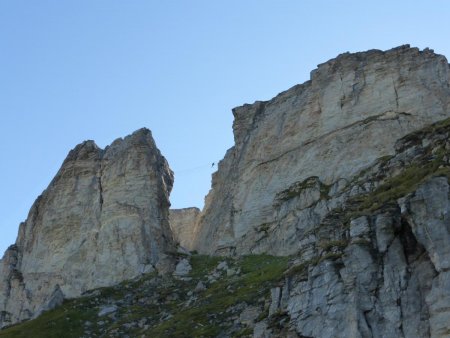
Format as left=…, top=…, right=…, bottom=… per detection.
left=1, top=1, right=450, bottom=255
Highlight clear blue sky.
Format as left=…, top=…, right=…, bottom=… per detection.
left=1, top=1, right=450, bottom=255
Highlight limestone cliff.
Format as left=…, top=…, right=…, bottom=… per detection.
left=192, top=45, right=450, bottom=255
left=184, top=45, right=450, bottom=338
left=2, top=45, right=450, bottom=338
left=0, top=128, right=175, bottom=328
left=169, top=208, right=200, bottom=250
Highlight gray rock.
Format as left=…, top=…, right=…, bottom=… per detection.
left=401, top=176, right=450, bottom=272
left=169, top=208, right=201, bottom=250
left=269, top=287, right=282, bottom=316
left=216, top=261, right=229, bottom=271
left=194, top=281, right=206, bottom=293
left=349, top=216, right=370, bottom=239
left=98, top=305, right=118, bottom=317
left=375, top=213, right=396, bottom=253
left=253, top=320, right=271, bottom=338
left=173, top=259, right=192, bottom=277
left=137, top=318, right=147, bottom=328
left=176, top=245, right=191, bottom=256
left=239, top=306, right=260, bottom=327
left=36, top=284, right=65, bottom=316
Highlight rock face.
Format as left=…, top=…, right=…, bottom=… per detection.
left=0, top=128, right=175, bottom=327
left=192, top=45, right=450, bottom=255
left=2, top=45, right=450, bottom=338
left=267, top=119, right=450, bottom=338
left=169, top=208, right=200, bottom=250
left=186, top=45, right=450, bottom=337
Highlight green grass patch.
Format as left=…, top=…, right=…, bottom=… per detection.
left=276, top=176, right=331, bottom=202
left=318, top=239, right=348, bottom=251
left=189, top=255, right=224, bottom=279
left=352, top=159, right=448, bottom=215
left=0, top=297, right=98, bottom=338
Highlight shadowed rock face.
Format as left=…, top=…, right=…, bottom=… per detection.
left=0, top=128, right=175, bottom=327
left=169, top=208, right=200, bottom=250
left=192, top=45, right=450, bottom=256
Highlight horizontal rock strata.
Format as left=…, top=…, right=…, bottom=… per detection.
left=192, top=45, right=450, bottom=256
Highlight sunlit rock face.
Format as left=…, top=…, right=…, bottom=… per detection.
left=186, top=45, right=450, bottom=338
left=0, top=128, right=175, bottom=327
left=192, top=45, right=450, bottom=256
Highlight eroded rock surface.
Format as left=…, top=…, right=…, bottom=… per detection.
left=257, top=118, right=450, bottom=338
left=192, top=45, right=450, bottom=255
left=0, top=128, right=175, bottom=327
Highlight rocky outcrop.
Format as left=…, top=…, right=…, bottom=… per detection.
left=264, top=118, right=450, bottom=338
left=192, top=45, right=450, bottom=255
left=0, top=128, right=175, bottom=327
left=169, top=208, right=200, bottom=250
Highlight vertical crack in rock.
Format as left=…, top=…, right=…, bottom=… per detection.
left=98, top=161, right=104, bottom=213
left=339, top=72, right=345, bottom=109
left=0, top=129, right=176, bottom=327
left=392, top=78, right=400, bottom=110
left=398, top=216, right=424, bottom=265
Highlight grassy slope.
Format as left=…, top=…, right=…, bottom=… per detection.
left=0, top=255, right=289, bottom=338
